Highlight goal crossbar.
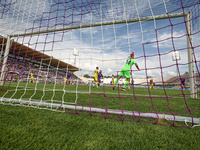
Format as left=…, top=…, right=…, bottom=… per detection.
left=1, top=98, right=199, bottom=124
left=10, top=12, right=188, bottom=38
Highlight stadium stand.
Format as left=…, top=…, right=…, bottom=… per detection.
left=0, top=36, right=199, bottom=88
left=0, top=36, right=81, bottom=84
left=73, top=73, right=89, bottom=84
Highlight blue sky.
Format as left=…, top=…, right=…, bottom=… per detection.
left=0, top=0, right=199, bottom=78
left=39, top=16, right=190, bottom=78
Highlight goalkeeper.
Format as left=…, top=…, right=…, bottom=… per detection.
left=113, top=51, right=140, bottom=91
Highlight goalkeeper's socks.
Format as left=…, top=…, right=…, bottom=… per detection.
left=123, top=81, right=130, bottom=89
left=114, top=79, right=119, bottom=86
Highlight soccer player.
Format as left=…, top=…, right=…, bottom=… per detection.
left=113, top=51, right=140, bottom=91
left=98, top=70, right=103, bottom=87
left=150, top=79, right=156, bottom=89
left=110, top=81, right=112, bottom=87
left=181, top=77, right=187, bottom=90
left=63, top=77, right=66, bottom=85
left=29, top=72, right=34, bottom=83
left=93, top=67, right=99, bottom=88
left=66, top=71, right=72, bottom=86
left=112, top=74, right=115, bottom=86
left=128, top=78, right=134, bottom=89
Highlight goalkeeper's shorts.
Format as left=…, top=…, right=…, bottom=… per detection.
left=119, top=69, right=130, bottom=78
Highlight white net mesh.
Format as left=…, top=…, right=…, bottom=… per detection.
left=0, top=0, right=200, bottom=127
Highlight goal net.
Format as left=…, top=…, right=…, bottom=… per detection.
left=0, top=0, right=200, bottom=127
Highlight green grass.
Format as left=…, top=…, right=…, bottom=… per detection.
left=1, top=82, right=199, bottom=120
left=0, top=104, right=200, bottom=149
left=0, top=82, right=200, bottom=149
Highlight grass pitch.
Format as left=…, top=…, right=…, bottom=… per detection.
left=1, top=82, right=199, bottom=120
left=0, top=82, right=200, bottom=149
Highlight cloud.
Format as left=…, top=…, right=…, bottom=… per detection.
left=150, top=31, right=187, bottom=49
left=0, top=0, right=52, bottom=36
left=14, top=25, right=189, bottom=78
left=4, top=0, right=193, bottom=79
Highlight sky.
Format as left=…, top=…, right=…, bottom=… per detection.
left=1, top=0, right=200, bottom=78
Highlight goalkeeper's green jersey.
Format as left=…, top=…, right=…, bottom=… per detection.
left=122, top=58, right=136, bottom=70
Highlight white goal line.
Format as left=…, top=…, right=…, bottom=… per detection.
left=1, top=97, right=199, bottom=124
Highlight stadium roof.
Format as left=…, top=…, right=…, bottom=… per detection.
left=0, top=36, right=80, bottom=72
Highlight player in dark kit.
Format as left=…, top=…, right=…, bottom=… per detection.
left=181, top=77, right=187, bottom=90
left=66, top=71, right=72, bottom=86
left=98, top=70, right=103, bottom=87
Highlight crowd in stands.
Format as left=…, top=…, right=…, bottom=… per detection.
left=1, top=56, right=200, bottom=88
left=0, top=56, right=85, bottom=85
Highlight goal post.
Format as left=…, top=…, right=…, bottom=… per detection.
left=10, top=12, right=188, bottom=38
left=186, top=12, right=197, bottom=98
left=0, top=36, right=11, bottom=86
left=9, top=12, right=196, bottom=99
